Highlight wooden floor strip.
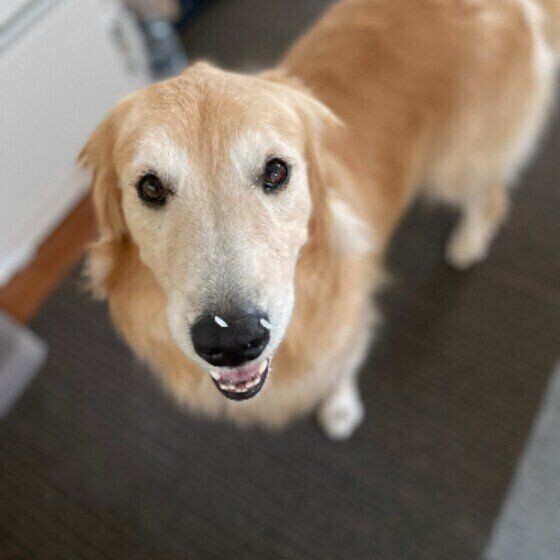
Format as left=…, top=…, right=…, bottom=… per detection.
left=0, top=195, right=97, bottom=324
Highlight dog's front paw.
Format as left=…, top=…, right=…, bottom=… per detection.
left=445, top=223, right=489, bottom=270
left=317, top=385, right=365, bottom=440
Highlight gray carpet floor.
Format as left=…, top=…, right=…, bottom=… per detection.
left=1, top=1, right=560, bottom=559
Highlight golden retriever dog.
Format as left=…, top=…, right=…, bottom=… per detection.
left=81, top=0, right=559, bottom=438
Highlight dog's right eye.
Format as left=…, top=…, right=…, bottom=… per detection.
left=137, top=174, right=168, bottom=207
left=262, top=158, right=289, bottom=192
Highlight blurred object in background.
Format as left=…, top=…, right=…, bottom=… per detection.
left=124, top=0, right=197, bottom=77
left=125, top=0, right=180, bottom=20
left=177, top=0, right=212, bottom=24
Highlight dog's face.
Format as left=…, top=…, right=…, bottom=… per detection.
left=84, top=64, right=335, bottom=400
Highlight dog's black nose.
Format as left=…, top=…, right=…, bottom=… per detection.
left=191, top=311, right=271, bottom=367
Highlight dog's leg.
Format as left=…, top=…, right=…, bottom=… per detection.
left=445, top=182, right=509, bottom=270
left=317, top=323, right=372, bottom=440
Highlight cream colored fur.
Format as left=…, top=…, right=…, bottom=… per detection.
left=81, top=0, right=559, bottom=438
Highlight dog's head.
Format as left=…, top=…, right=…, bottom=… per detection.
left=81, top=63, right=341, bottom=401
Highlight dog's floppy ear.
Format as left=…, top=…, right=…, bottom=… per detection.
left=297, top=98, right=336, bottom=248
left=262, top=70, right=344, bottom=247
left=78, top=111, right=126, bottom=297
left=263, top=70, right=372, bottom=255
left=261, top=69, right=341, bottom=147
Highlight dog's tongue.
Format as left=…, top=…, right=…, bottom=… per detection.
left=215, top=363, right=261, bottom=384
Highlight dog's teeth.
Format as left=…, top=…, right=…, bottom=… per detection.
left=212, top=361, right=269, bottom=394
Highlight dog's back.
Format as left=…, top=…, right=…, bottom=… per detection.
left=283, top=0, right=560, bottom=231
left=282, top=0, right=558, bottom=266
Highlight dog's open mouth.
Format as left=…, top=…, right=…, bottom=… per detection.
left=209, top=359, right=270, bottom=401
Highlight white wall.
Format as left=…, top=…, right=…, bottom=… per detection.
left=0, top=0, right=149, bottom=284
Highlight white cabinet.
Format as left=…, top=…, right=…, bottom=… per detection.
left=0, top=0, right=149, bottom=284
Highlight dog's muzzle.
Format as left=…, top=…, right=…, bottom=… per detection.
left=190, top=309, right=272, bottom=400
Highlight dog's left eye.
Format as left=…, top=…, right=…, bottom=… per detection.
left=137, top=173, right=168, bottom=207
left=262, top=158, right=289, bottom=192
